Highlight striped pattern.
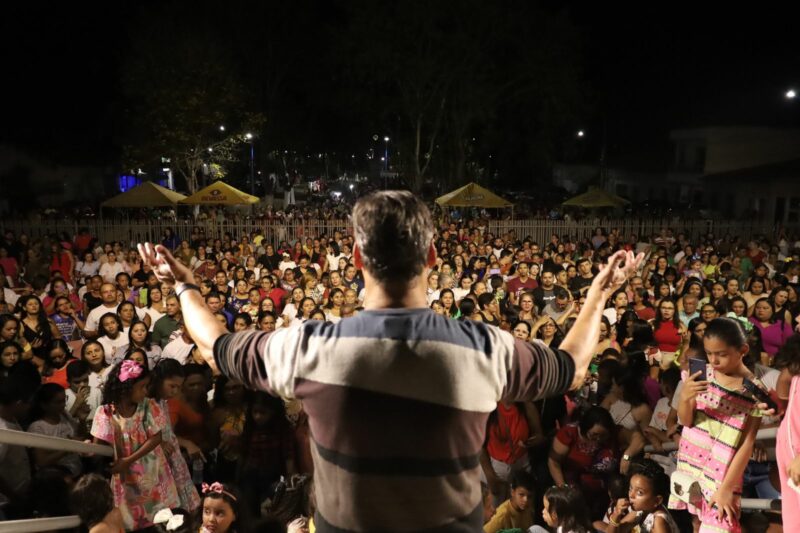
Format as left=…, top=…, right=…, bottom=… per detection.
left=669, top=368, right=760, bottom=533
left=214, top=308, right=575, bottom=532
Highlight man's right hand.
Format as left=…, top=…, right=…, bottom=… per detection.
left=137, top=243, right=195, bottom=286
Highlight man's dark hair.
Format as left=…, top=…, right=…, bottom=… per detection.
left=553, top=287, right=569, bottom=300
left=351, top=191, right=433, bottom=284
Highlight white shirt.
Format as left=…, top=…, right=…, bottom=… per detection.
left=65, top=387, right=102, bottom=422
left=161, top=337, right=194, bottom=364
left=99, top=262, right=124, bottom=284
left=452, top=288, right=469, bottom=303
left=3, top=287, right=18, bottom=307
left=278, top=260, right=297, bottom=273
left=145, top=308, right=165, bottom=331
left=98, top=334, right=129, bottom=365
left=649, top=397, right=671, bottom=431
left=76, top=260, right=100, bottom=280
left=85, top=303, right=119, bottom=332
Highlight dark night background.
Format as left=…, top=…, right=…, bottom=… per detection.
left=1, top=1, right=799, bottom=198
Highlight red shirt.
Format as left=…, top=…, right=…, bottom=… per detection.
left=653, top=321, right=681, bottom=352
left=486, top=403, right=529, bottom=464
left=635, top=307, right=656, bottom=321
left=507, top=277, right=538, bottom=300
left=555, top=424, right=615, bottom=490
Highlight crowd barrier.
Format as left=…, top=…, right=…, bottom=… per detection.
left=0, top=217, right=792, bottom=249
left=0, top=430, right=112, bottom=532
left=0, top=423, right=783, bottom=529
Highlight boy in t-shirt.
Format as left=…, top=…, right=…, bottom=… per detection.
left=483, top=470, right=535, bottom=533
left=643, top=366, right=681, bottom=451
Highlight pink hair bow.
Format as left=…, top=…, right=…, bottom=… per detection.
left=202, top=482, right=224, bottom=495
left=201, top=482, right=237, bottom=500
left=119, top=360, right=143, bottom=382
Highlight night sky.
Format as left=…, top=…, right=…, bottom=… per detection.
left=2, top=2, right=799, bottom=172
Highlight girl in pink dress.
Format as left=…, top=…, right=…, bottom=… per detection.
left=92, top=360, right=183, bottom=530
left=669, top=318, right=762, bottom=533
left=775, top=335, right=800, bottom=530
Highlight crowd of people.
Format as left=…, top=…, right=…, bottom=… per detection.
left=2, top=203, right=800, bottom=533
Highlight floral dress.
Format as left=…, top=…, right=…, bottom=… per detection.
left=668, top=367, right=761, bottom=533
left=158, top=399, right=201, bottom=512
left=91, top=399, right=182, bottom=530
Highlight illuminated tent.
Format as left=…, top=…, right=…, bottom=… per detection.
left=435, top=182, right=513, bottom=208
left=562, top=186, right=629, bottom=208
left=179, top=180, right=259, bottom=205
left=101, top=181, right=186, bottom=207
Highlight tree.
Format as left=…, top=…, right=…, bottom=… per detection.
left=119, top=10, right=263, bottom=193
left=340, top=1, right=586, bottom=193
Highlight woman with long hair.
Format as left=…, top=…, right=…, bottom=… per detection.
left=41, top=338, right=77, bottom=388
left=652, top=298, right=685, bottom=369
left=17, top=295, right=59, bottom=364
left=122, top=321, right=162, bottom=369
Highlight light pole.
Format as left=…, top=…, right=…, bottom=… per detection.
left=383, top=136, right=390, bottom=171
left=245, top=133, right=254, bottom=195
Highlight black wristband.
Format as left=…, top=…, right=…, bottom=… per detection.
left=176, top=283, right=201, bottom=298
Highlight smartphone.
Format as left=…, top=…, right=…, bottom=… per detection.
left=742, top=379, right=778, bottom=411
left=688, top=358, right=707, bottom=378
left=489, top=268, right=501, bottom=275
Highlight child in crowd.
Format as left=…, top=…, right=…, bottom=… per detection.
left=147, top=358, right=201, bottom=514
left=200, top=481, right=245, bottom=533
left=70, top=473, right=125, bottom=533
left=64, top=360, right=101, bottom=429
left=607, top=459, right=679, bottom=532
left=92, top=359, right=183, bottom=530
left=535, top=485, right=594, bottom=533
left=483, top=470, right=536, bottom=533
left=669, top=318, right=763, bottom=532
left=594, top=474, right=630, bottom=532
left=643, top=366, right=681, bottom=452
left=237, top=391, right=296, bottom=515
left=27, top=382, right=84, bottom=476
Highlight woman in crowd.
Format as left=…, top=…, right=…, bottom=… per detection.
left=41, top=339, right=77, bottom=388
left=144, top=286, right=166, bottom=330
left=548, top=406, right=618, bottom=515
left=97, top=313, right=128, bottom=365
left=324, top=288, right=345, bottom=323
left=209, top=375, right=247, bottom=482
left=535, top=316, right=563, bottom=349
left=18, top=295, right=59, bottom=365
left=651, top=298, right=684, bottom=369
left=749, top=297, right=792, bottom=360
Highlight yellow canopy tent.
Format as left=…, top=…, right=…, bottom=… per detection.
left=562, top=186, right=629, bottom=208
left=179, top=180, right=259, bottom=205
left=101, top=181, right=187, bottom=207
left=435, top=182, right=513, bottom=208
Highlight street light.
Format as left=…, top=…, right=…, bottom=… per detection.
left=787, top=89, right=797, bottom=99
left=577, top=130, right=585, bottom=137
left=219, top=125, right=226, bottom=132
left=245, top=133, right=255, bottom=195
left=383, top=136, right=390, bottom=171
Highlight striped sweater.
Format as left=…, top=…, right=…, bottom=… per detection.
left=214, top=307, right=575, bottom=532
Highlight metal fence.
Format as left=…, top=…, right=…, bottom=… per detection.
left=0, top=217, right=790, bottom=248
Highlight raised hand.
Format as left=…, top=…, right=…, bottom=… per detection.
left=592, top=250, right=645, bottom=295
left=137, top=243, right=194, bottom=287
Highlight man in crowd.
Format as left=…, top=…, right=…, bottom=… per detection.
left=83, top=283, right=119, bottom=338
